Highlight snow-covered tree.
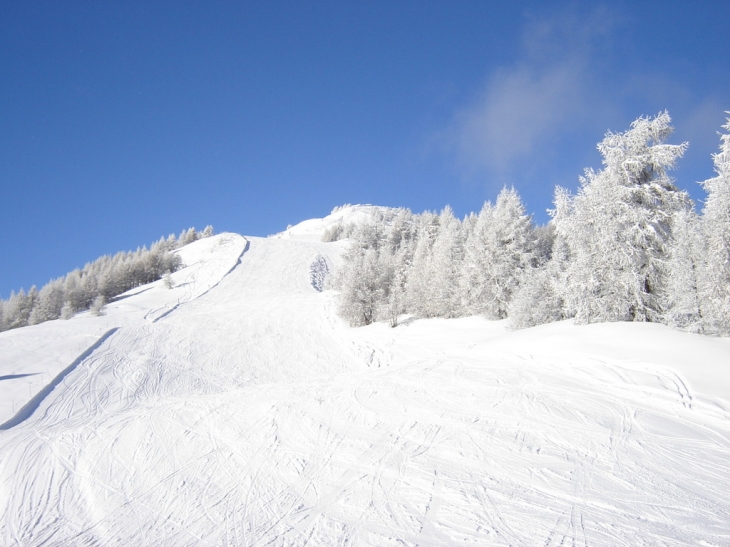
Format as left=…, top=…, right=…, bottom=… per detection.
left=63, top=270, right=86, bottom=313
left=508, top=265, right=564, bottom=329
left=462, top=188, right=534, bottom=319
left=381, top=248, right=409, bottom=327
left=422, top=206, right=463, bottom=318
left=3, top=288, right=35, bottom=330
left=337, top=247, right=386, bottom=326
left=663, top=208, right=704, bottom=331
left=556, top=112, right=690, bottom=324
left=60, top=301, right=75, bottom=320
left=90, top=295, right=107, bottom=317
left=699, top=114, right=730, bottom=334
left=460, top=201, right=494, bottom=315
left=28, top=278, right=66, bottom=325
left=0, top=228, right=191, bottom=327
left=405, top=211, right=440, bottom=317
left=509, top=198, right=570, bottom=330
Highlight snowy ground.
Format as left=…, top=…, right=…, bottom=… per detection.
left=1, top=217, right=729, bottom=546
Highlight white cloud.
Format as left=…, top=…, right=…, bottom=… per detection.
left=448, top=7, right=616, bottom=183
left=454, top=60, right=584, bottom=176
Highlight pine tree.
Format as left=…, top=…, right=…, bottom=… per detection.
left=461, top=188, right=535, bottom=319
left=60, top=301, right=75, bottom=320
left=405, top=211, right=440, bottom=317
left=337, top=247, right=386, bottom=326
left=664, top=208, right=704, bottom=331
left=381, top=247, right=409, bottom=327
left=29, top=278, right=66, bottom=324
left=90, top=295, right=107, bottom=317
left=556, top=112, right=690, bottom=324
left=426, top=206, right=463, bottom=318
left=460, top=201, right=494, bottom=315
left=509, top=204, right=568, bottom=329
left=3, top=288, right=34, bottom=330
left=699, top=114, right=730, bottom=334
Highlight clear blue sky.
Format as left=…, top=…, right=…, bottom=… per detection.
left=1, top=1, right=728, bottom=299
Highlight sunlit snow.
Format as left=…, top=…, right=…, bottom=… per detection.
left=1, top=209, right=729, bottom=546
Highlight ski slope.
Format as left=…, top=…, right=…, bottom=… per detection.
left=0, top=232, right=247, bottom=426
left=1, top=214, right=730, bottom=546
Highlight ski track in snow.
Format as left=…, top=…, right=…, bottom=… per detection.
left=1, top=234, right=730, bottom=546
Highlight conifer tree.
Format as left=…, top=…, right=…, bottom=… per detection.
left=424, top=206, right=463, bottom=318
left=337, top=247, right=385, bottom=326
left=556, top=112, right=690, bottom=324
left=3, top=288, right=34, bottom=330
left=699, top=115, right=730, bottom=334
left=664, top=208, right=704, bottom=331
left=460, top=201, right=495, bottom=315
left=457, top=189, right=536, bottom=320
left=29, top=278, right=66, bottom=324
left=405, top=212, right=440, bottom=317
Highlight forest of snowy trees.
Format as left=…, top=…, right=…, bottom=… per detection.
left=333, top=112, right=730, bottom=336
left=0, top=226, right=213, bottom=332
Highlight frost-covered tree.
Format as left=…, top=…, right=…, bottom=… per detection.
left=381, top=247, right=409, bottom=327
left=333, top=208, right=421, bottom=327
left=29, top=278, right=66, bottom=325
left=508, top=266, right=564, bottom=329
left=509, top=198, right=570, bottom=330
left=556, top=112, right=690, bottom=324
left=60, top=301, right=75, bottom=320
left=419, top=206, right=463, bottom=318
left=663, top=209, right=704, bottom=331
left=461, top=188, right=534, bottom=319
left=337, top=246, right=386, bottom=326
left=63, top=270, right=87, bottom=313
left=699, top=114, right=730, bottom=334
left=90, top=295, right=107, bottom=317
left=460, top=201, right=494, bottom=315
left=0, top=227, right=195, bottom=329
left=180, top=227, right=198, bottom=246
left=3, top=288, right=35, bottom=330
left=405, top=211, right=441, bottom=317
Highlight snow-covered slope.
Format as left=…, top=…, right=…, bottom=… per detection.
left=273, top=204, right=390, bottom=240
left=1, top=220, right=729, bottom=546
left=0, top=233, right=247, bottom=426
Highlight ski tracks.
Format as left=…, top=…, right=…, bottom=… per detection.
left=2, top=236, right=730, bottom=546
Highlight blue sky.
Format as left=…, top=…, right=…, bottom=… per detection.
left=1, top=1, right=728, bottom=299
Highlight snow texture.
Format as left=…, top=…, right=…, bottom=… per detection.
left=1, top=211, right=729, bottom=546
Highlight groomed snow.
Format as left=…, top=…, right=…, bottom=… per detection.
left=1, top=218, right=729, bottom=546
left=0, top=233, right=247, bottom=425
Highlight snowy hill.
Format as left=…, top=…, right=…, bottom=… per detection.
left=1, top=209, right=730, bottom=546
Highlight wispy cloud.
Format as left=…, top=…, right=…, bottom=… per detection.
left=453, top=61, right=584, bottom=176
left=447, top=7, right=616, bottom=184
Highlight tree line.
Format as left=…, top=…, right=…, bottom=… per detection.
left=333, top=112, right=730, bottom=336
left=0, top=226, right=213, bottom=332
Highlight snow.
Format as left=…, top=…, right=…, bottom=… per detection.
left=1, top=223, right=730, bottom=546
left=273, top=204, right=383, bottom=240
left=0, top=233, right=246, bottom=425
